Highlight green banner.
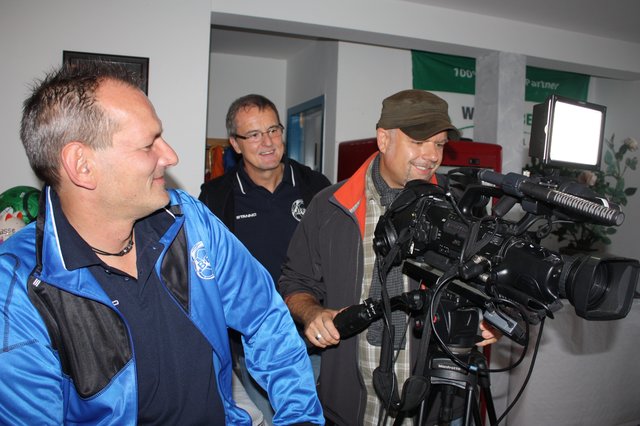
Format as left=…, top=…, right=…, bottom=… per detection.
left=412, top=51, right=476, bottom=94
left=525, top=66, right=589, bottom=102
left=412, top=51, right=590, bottom=101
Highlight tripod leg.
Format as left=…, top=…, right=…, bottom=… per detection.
left=416, top=398, right=427, bottom=426
left=462, top=384, right=484, bottom=426
left=479, top=383, right=498, bottom=426
left=463, top=385, right=475, bottom=426
left=475, top=355, right=498, bottom=426
left=415, top=385, right=460, bottom=426
left=471, top=394, right=483, bottom=426
left=416, top=386, right=438, bottom=426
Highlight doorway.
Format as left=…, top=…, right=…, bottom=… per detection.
left=286, top=95, right=324, bottom=172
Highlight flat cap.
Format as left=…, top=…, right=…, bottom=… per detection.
left=377, top=89, right=460, bottom=140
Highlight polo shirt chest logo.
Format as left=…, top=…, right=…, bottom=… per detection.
left=291, top=199, right=305, bottom=222
left=236, top=212, right=257, bottom=220
left=190, top=241, right=215, bottom=280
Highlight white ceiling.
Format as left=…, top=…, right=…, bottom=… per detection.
left=210, top=27, right=318, bottom=60
left=403, top=0, right=640, bottom=44
left=211, top=0, right=640, bottom=59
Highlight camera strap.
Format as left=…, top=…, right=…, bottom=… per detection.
left=372, top=246, right=433, bottom=414
left=372, top=245, right=403, bottom=412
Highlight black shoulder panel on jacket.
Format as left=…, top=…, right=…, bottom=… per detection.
left=27, top=274, right=132, bottom=398
left=161, top=226, right=190, bottom=313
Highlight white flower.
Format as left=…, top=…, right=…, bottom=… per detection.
left=623, top=137, right=638, bottom=151
left=578, top=170, right=597, bottom=187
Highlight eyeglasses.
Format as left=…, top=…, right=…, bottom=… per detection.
left=233, top=124, right=284, bottom=143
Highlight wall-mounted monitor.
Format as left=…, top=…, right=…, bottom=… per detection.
left=528, top=95, right=606, bottom=170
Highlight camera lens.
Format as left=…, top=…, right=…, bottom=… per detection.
left=563, top=255, right=638, bottom=320
left=584, top=263, right=609, bottom=309
left=563, top=255, right=604, bottom=313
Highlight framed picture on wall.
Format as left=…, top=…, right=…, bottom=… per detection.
left=62, top=50, right=149, bottom=94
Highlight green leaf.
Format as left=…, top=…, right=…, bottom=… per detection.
left=604, top=150, right=615, bottom=166
left=619, top=144, right=629, bottom=157
left=625, top=187, right=637, bottom=196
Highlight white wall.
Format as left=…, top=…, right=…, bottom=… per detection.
left=286, top=41, right=336, bottom=112
left=287, top=41, right=339, bottom=180
left=211, top=0, right=640, bottom=80
left=503, top=300, right=640, bottom=426
left=208, top=53, right=287, bottom=139
left=334, top=43, right=412, bottom=144
left=589, top=78, right=640, bottom=255
left=1, top=0, right=211, bottom=196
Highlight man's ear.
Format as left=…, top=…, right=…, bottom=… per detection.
left=60, top=142, right=96, bottom=189
left=377, top=127, right=390, bottom=154
left=228, top=137, right=242, bottom=155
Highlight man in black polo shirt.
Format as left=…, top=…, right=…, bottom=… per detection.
left=199, top=94, right=331, bottom=424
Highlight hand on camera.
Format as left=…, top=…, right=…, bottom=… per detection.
left=304, top=308, right=341, bottom=348
left=476, top=320, right=502, bottom=347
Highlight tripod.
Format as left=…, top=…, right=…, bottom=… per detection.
left=416, top=347, right=497, bottom=426
left=334, top=261, right=506, bottom=426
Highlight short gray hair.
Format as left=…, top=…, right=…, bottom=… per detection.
left=225, top=94, right=280, bottom=138
left=20, top=61, right=143, bottom=187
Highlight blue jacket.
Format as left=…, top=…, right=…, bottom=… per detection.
left=0, top=187, right=323, bottom=425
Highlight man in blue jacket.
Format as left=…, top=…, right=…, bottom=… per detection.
left=0, top=61, right=323, bottom=425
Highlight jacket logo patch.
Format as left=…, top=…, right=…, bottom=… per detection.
left=190, top=241, right=215, bottom=280
left=291, top=199, right=305, bottom=222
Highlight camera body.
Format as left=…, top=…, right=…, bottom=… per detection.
left=373, top=177, right=638, bottom=323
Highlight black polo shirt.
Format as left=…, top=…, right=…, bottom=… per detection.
left=51, top=192, right=224, bottom=425
left=233, top=161, right=306, bottom=284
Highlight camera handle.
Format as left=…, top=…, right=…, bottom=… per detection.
left=333, top=289, right=428, bottom=339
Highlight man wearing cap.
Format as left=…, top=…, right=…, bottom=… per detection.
left=279, top=89, right=499, bottom=425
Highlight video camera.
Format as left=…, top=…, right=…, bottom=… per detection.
left=334, top=95, right=639, bottom=348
